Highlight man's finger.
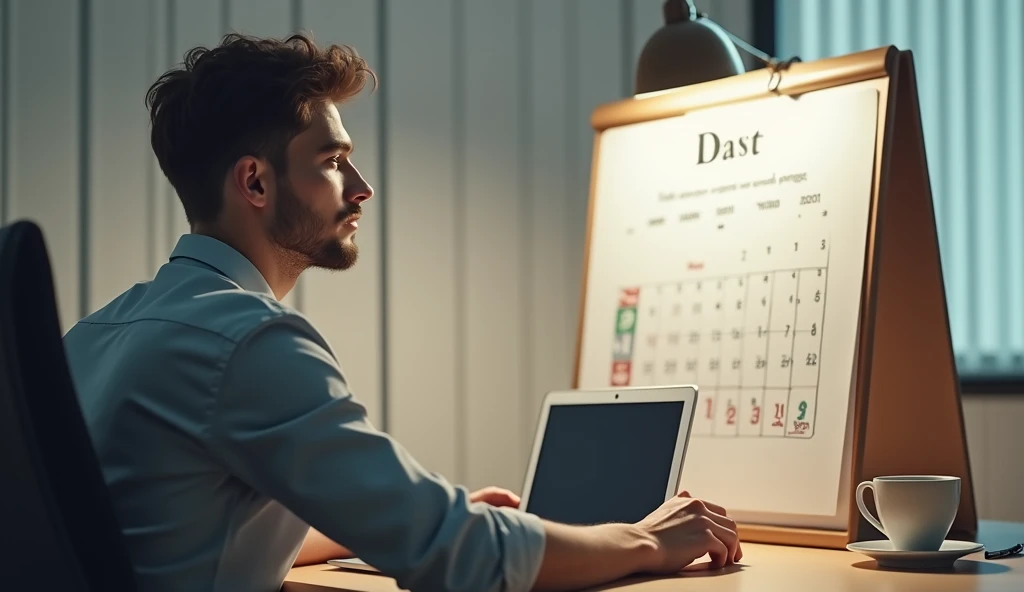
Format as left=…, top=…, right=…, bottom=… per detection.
left=700, top=516, right=739, bottom=565
left=697, top=505, right=736, bottom=533
left=696, top=498, right=728, bottom=516
left=691, top=497, right=740, bottom=562
left=471, top=486, right=503, bottom=499
left=701, top=529, right=731, bottom=569
left=472, top=488, right=520, bottom=507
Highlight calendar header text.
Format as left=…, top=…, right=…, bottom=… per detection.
left=697, top=130, right=764, bottom=165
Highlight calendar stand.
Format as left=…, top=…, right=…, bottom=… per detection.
left=574, top=46, right=977, bottom=549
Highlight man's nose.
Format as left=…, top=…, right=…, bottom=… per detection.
left=349, top=182, right=373, bottom=204
left=346, top=168, right=374, bottom=204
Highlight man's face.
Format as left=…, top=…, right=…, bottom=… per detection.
left=268, top=101, right=373, bottom=270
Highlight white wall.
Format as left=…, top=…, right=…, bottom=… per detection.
left=3, top=0, right=1017, bottom=524
left=962, top=396, right=1024, bottom=522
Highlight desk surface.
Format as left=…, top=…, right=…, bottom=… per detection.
left=283, top=520, right=1024, bottom=591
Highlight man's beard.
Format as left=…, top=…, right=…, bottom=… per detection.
left=268, top=180, right=359, bottom=271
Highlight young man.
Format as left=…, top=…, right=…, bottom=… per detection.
left=62, top=33, right=741, bottom=592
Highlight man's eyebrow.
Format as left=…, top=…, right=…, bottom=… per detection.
left=317, top=139, right=353, bottom=155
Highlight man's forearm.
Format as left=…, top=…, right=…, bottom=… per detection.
left=293, top=528, right=354, bottom=567
left=531, top=521, right=658, bottom=591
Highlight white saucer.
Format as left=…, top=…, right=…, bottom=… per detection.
left=847, top=540, right=985, bottom=570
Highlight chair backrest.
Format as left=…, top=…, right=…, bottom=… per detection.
left=0, top=220, right=136, bottom=590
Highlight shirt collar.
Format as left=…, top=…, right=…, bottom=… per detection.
left=168, top=234, right=275, bottom=298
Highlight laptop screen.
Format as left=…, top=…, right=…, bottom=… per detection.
left=524, top=400, right=686, bottom=525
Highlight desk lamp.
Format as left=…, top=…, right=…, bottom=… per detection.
left=635, top=0, right=796, bottom=95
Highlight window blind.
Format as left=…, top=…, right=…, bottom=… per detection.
left=776, top=0, right=1024, bottom=379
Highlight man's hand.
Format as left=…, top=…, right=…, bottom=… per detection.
left=532, top=490, right=741, bottom=591
left=635, top=490, right=742, bottom=573
left=469, top=486, right=521, bottom=508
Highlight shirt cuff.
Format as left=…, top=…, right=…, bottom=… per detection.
left=492, top=508, right=546, bottom=591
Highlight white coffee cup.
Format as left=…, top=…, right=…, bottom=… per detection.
left=855, top=475, right=960, bottom=551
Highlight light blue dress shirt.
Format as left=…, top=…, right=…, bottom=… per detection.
left=62, top=234, right=546, bottom=592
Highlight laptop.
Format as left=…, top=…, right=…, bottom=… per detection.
left=516, top=384, right=697, bottom=524
left=329, top=384, right=698, bottom=573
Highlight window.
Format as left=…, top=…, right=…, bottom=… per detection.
left=776, top=0, right=1024, bottom=380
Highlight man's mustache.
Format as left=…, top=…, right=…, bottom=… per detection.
left=337, top=205, right=362, bottom=223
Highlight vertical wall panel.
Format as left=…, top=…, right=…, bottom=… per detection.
left=775, top=0, right=798, bottom=58
left=299, top=0, right=385, bottom=427
left=8, top=0, right=80, bottom=330
left=915, top=0, right=942, bottom=247
left=630, top=0, right=662, bottom=85
left=858, top=0, right=883, bottom=51
left=1003, top=0, right=1024, bottom=359
left=385, top=0, right=459, bottom=479
left=970, top=0, right=1000, bottom=362
left=461, top=0, right=524, bottom=491
left=797, top=0, right=821, bottom=59
left=225, top=0, right=290, bottom=36
left=942, top=1, right=972, bottom=368
left=826, top=0, right=854, bottom=58
left=148, top=0, right=173, bottom=273
left=0, top=1, right=6, bottom=227
left=88, top=0, right=152, bottom=312
left=524, top=0, right=572, bottom=463
left=569, top=0, right=624, bottom=375
left=884, top=0, right=912, bottom=54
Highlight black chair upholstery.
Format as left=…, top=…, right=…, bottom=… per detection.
left=0, top=220, right=136, bottom=590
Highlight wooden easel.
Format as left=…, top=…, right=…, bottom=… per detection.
left=574, top=46, right=977, bottom=549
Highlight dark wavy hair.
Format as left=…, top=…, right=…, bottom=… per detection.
left=145, top=33, right=376, bottom=226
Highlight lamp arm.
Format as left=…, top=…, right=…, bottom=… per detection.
left=694, top=9, right=802, bottom=74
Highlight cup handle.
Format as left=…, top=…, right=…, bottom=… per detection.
left=856, top=481, right=885, bottom=535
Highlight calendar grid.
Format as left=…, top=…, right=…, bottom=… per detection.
left=610, top=263, right=828, bottom=439
left=622, top=265, right=831, bottom=283
left=739, top=270, right=752, bottom=436
left=762, top=271, right=775, bottom=436
left=785, top=271, right=801, bottom=437
left=809, top=247, right=833, bottom=433
left=713, top=280, right=724, bottom=436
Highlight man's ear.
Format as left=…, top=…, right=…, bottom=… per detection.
left=232, top=156, right=271, bottom=208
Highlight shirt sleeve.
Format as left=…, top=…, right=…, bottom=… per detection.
left=209, top=315, right=546, bottom=592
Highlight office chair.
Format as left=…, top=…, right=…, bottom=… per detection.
left=0, top=220, right=137, bottom=590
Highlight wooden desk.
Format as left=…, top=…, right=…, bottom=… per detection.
left=283, top=520, right=1023, bottom=591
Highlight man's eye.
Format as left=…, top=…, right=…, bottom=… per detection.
left=328, top=156, right=341, bottom=168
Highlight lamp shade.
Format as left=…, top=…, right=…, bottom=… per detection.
left=634, top=0, right=745, bottom=94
